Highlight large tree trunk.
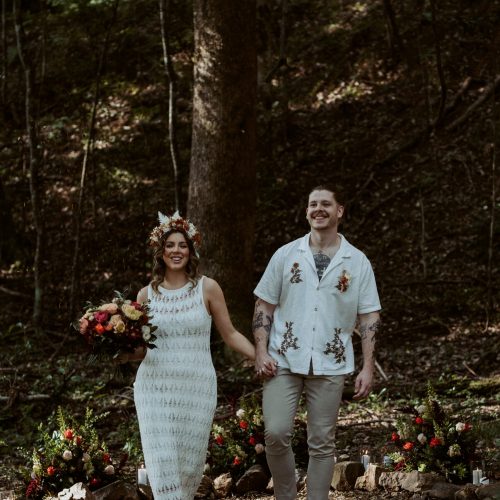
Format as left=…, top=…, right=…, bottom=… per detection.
left=188, top=0, right=257, bottom=329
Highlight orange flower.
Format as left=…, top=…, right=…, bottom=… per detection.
left=403, top=441, right=414, bottom=450
left=94, top=324, right=105, bottom=335
left=46, top=466, right=56, bottom=476
left=64, top=429, right=74, bottom=440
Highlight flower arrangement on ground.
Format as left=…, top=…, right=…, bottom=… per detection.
left=25, top=407, right=122, bottom=498
left=387, top=382, right=478, bottom=483
left=207, top=395, right=267, bottom=478
left=77, top=291, right=157, bottom=359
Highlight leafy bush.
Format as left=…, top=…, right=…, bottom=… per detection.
left=24, top=407, right=121, bottom=498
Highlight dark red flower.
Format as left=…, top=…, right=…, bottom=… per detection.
left=75, top=436, right=83, bottom=446
left=90, top=477, right=101, bottom=488
left=102, top=453, right=111, bottom=463
left=415, top=417, right=424, bottom=425
left=249, top=436, right=256, bottom=446
left=233, top=456, right=242, bottom=465
left=391, top=432, right=400, bottom=442
left=215, top=435, right=224, bottom=446
left=429, top=437, right=442, bottom=447
left=239, top=420, right=249, bottom=430
left=94, top=311, right=109, bottom=324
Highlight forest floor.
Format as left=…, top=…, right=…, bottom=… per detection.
left=1, top=317, right=499, bottom=498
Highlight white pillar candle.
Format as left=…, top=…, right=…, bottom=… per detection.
left=361, top=454, right=370, bottom=470
left=472, top=468, right=482, bottom=485
left=137, top=467, right=149, bottom=485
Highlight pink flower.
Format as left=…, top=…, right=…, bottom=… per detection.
left=100, top=303, right=118, bottom=314
left=94, top=311, right=109, bottom=323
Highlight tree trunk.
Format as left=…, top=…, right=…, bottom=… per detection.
left=188, top=0, right=257, bottom=330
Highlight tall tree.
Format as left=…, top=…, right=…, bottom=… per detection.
left=188, top=0, right=257, bottom=328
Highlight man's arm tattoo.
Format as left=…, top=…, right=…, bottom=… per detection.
left=252, top=302, right=274, bottom=341
left=359, top=319, right=381, bottom=342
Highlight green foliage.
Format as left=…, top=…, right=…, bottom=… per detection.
left=24, top=407, right=120, bottom=498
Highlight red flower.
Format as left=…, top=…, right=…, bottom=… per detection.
left=46, top=466, right=56, bottom=476
left=403, top=441, right=414, bottom=450
left=75, top=436, right=83, bottom=446
left=64, top=429, right=74, bottom=440
left=233, top=456, right=241, bottom=465
left=249, top=436, right=256, bottom=445
left=102, top=453, right=111, bottom=463
left=464, top=423, right=472, bottom=431
left=391, top=432, right=400, bottom=442
left=215, top=435, right=224, bottom=446
left=90, top=477, right=101, bottom=488
left=415, top=417, right=424, bottom=424
left=395, top=460, right=406, bottom=471
left=239, top=420, right=249, bottom=430
left=26, top=479, right=40, bottom=498
left=429, top=437, right=442, bottom=447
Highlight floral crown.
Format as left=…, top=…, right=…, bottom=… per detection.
left=149, top=211, right=202, bottom=251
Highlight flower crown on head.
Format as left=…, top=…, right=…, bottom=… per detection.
left=149, top=211, right=202, bottom=250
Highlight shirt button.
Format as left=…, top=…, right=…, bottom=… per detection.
left=314, top=307, right=318, bottom=311
left=312, top=328, right=316, bottom=332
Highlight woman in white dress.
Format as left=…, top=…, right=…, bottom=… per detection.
left=124, top=212, right=256, bottom=499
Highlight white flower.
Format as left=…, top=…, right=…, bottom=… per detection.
left=417, top=433, right=427, bottom=444
left=456, top=422, right=466, bottom=432
left=236, top=409, right=246, bottom=419
left=63, top=450, right=73, bottom=461
left=255, top=443, right=265, bottom=454
left=104, top=464, right=115, bottom=475
left=142, top=325, right=151, bottom=341
left=82, top=453, right=91, bottom=463
left=416, top=405, right=427, bottom=415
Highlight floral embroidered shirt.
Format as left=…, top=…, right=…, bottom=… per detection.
left=254, top=233, right=381, bottom=375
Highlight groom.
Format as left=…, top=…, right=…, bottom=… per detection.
left=253, top=185, right=381, bottom=500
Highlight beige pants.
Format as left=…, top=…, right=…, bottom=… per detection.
left=262, top=368, right=345, bottom=500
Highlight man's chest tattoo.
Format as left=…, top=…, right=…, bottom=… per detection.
left=313, top=252, right=331, bottom=281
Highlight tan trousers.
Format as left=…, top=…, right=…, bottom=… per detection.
left=262, top=368, right=345, bottom=500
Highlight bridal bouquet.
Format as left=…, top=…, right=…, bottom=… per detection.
left=78, top=291, right=157, bottom=359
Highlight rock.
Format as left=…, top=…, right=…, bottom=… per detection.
left=213, top=473, right=233, bottom=498
left=58, top=483, right=95, bottom=500
left=355, top=463, right=383, bottom=491
left=331, top=461, right=365, bottom=491
left=194, top=475, right=215, bottom=498
left=265, top=468, right=303, bottom=494
left=235, top=465, right=270, bottom=494
left=476, top=482, right=500, bottom=499
left=380, top=471, right=444, bottom=493
left=338, top=454, right=350, bottom=462
left=455, top=484, right=479, bottom=500
left=426, top=482, right=461, bottom=499
left=94, top=481, right=139, bottom=500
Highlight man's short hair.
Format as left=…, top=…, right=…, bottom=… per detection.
left=308, top=184, right=346, bottom=206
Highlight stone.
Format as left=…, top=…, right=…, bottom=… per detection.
left=265, top=468, right=303, bottom=494
left=338, top=454, right=350, bottom=462
left=476, top=482, right=500, bottom=499
left=194, top=475, right=215, bottom=499
left=331, top=461, right=365, bottom=491
left=425, top=482, right=461, bottom=499
left=355, top=464, right=383, bottom=491
left=235, top=465, right=270, bottom=494
left=93, top=481, right=139, bottom=500
left=455, top=484, right=479, bottom=500
left=380, top=471, right=444, bottom=493
left=58, top=483, right=95, bottom=500
left=213, top=473, right=233, bottom=498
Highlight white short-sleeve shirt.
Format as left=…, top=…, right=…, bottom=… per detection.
left=254, top=233, right=381, bottom=375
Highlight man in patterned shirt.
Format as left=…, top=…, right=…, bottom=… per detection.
left=253, top=185, right=381, bottom=500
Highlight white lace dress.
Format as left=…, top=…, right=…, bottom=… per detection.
left=134, top=277, right=217, bottom=499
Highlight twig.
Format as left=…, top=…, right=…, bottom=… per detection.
left=462, top=361, right=480, bottom=378
left=337, top=418, right=396, bottom=428
left=0, top=393, right=51, bottom=403
left=0, top=285, right=30, bottom=298
left=353, top=328, right=389, bottom=381
left=446, top=75, right=500, bottom=131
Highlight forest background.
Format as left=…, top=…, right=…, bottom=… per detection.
left=0, top=0, right=499, bottom=495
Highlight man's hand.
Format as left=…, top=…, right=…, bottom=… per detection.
left=252, top=298, right=278, bottom=379
left=255, top=351, right=278, bottom=378
left=353, top=367, right=373, bottom=399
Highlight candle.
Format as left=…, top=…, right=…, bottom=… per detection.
left=472, top=468, right=482, bottom=485
left=137, top=466, right=149, bottom=485
left=361, top=452, right=370, bottom=470
left=383, top=455, right=393, bottom=467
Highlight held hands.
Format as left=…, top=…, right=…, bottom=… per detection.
left=353, top=367, right=374, bottom=399
left=254, top=352, right=278, bottom=379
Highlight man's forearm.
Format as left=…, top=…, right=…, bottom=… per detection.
left=252, top=299, right=275, bottom=353
left=358, top=312, right=381, bottom=370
